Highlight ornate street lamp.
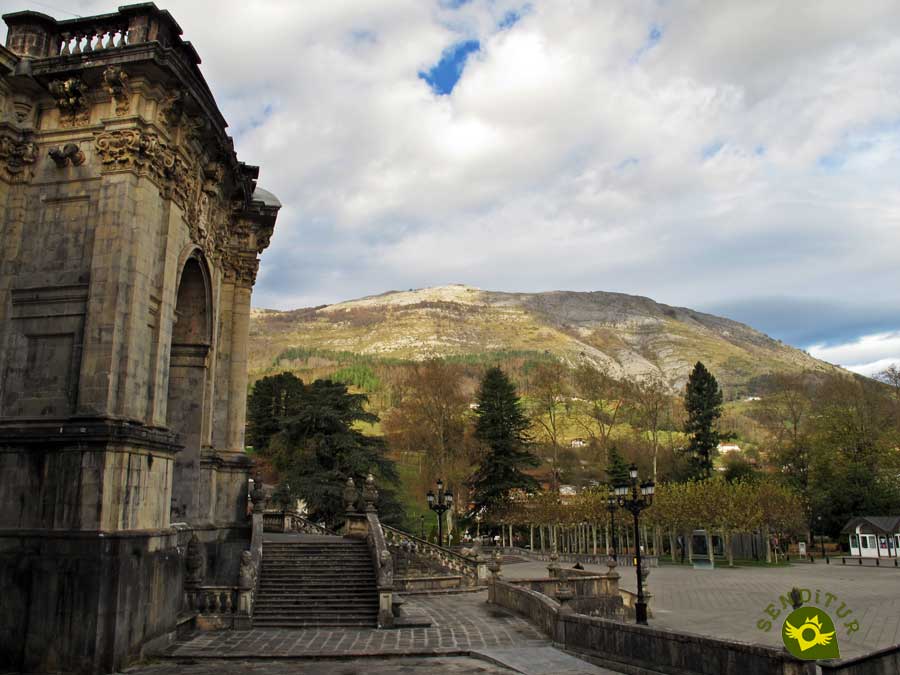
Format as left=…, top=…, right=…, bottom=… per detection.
left=615, top=464, right=654, bottom=625
left=426, top=478, right=453, bottom=548
left=606, top=493, right=618, bottom=562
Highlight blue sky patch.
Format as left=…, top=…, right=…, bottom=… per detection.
left=631, top=23, right=663, bottom=63
left=419, top=40, right=480, bottom=95
left=499, top=4, right=531, bottom=30
left=702, top=140, right=724, bottom=159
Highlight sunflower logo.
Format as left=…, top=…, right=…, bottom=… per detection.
left=782, top=608, right=841, bottom=660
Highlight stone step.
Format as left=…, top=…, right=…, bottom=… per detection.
left=254, top=604, right=378, bottom=612
left=252, top=619, right=376, bottom=628
left=263, top=559, right=372, bottom=569
left=258, top=575, right=375, bottom=582
left=254, top=607, right=379, bottom=614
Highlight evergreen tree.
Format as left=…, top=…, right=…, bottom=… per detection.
left=682, top=361, right=724, bottom=479
left=469, top=367, right=540, bottom=516
left=246, top=375, right=402, bottom=527
left=246, top=372, right=305, bottom=452
left=605, top=444, right=631, bottom=487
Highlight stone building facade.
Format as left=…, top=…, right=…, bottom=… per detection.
left=0, top=5, right=279, bottom=672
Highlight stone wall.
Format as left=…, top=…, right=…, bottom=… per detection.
left=818, top=644, right=900, bottom=675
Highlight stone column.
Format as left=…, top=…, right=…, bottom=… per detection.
left=226, top=283, right=252, bottom=452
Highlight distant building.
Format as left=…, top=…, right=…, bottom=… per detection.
left=570, top=438, right=588, bottom=448
left=717, top=443, right=742, bottom=454
left=842, top=516, right=900, bottom=558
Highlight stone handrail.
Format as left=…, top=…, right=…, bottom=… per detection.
left=365, top=511, right=394, bottom=628
left=490, top=579, right=814, bottom=675
left=497, top=545, right=658, bottom=567
left=263, top=509, right=336, bottom=535
left=818, top=642, right=900, bottom=674
left=382, top=524, right=487, bottom=586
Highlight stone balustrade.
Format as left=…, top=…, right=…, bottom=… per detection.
left=263, top=509, right=335, bottom=535
left=57, top=22, right=130, bottom=55
left=5, top=4, right=193, bottom=61
left=185, top=586, right=237, bottom=615
left=489, top=579, right=814, bottom=675
left=382, top=524, right=488, bottom=586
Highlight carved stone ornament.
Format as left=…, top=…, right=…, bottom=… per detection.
left=249, top=474, right=266, bottom=513
left=363, top=473, right=378, bottom=512
left=184, top=533, right=205, bottom=586
left=48, top=78, right=90, bottom=127
left=238, top=550, right=255, bottom=589
left=102, top=65, right=130, bottom=116
left=159, top=91, right=184, bottom=129
left=343, top=477, right=358, bottom=514
left=94, top=129, right=229, bottom=260
left=0, top=134, right=37, bottom=183
left=49, top=143, right=85, bottom=168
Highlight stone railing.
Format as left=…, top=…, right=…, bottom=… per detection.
left=263, top=509, right=335, bottom=535
left=184, top=586, right=239, bottom=628
left=818, top=642, right=900, bottom=674
left=56, top=19, right=130, bottom=56
left=489, top=579, right=815, bottom=675
left=5, top=4, right=188, bottom=60
left=366, top=510, right=395, bottom=628
left=496, top=545, right=658, bottom=567
left=382, top=524, right=488, bottom=587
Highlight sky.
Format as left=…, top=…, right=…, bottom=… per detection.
left=3, top=0, right=900, bottom=377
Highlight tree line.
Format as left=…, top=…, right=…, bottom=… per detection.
left=246, top=355, right=900, bottom=544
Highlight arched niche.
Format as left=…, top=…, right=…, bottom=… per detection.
left=167, top=251, right=212, bottom=523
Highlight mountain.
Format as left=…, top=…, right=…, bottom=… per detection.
left=248, top=284, right=837, bottom=394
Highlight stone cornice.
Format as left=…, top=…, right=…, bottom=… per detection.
left=0, top=417, right=181, bottom=453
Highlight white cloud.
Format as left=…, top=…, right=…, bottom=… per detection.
left=808, top=332, right=900, bottom=377
left=4, top=0, right=900, bottom=349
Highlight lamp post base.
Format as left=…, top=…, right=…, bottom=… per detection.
left=636, top=601, right=648, bottom=625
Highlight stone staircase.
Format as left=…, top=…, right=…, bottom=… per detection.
left=253, top=535, right=379, bottom=628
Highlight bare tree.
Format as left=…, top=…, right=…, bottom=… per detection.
left=629, top=373, right=671, bottom=481
left=573, top=363, right=626, bottom=458
left=530, top=360, right=571, bottom=491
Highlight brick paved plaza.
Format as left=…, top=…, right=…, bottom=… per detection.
left=143, top=593, right=617, bottom=674
left=127, top=558, right=900, bottom=674
left=507, top=558, right=900, bottom=658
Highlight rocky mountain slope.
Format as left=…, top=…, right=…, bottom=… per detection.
left=249, top=284, right=837, bottom=393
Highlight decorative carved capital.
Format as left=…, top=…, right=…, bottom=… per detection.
left=48, top=78, right=90, bottom=127
left=159, top=91, right=185, bottom=129
left=49, top=143, right=85, bottom=168
left=0, top=134, right=37, bottom=183
left=102, top=66, right=130, bottom=116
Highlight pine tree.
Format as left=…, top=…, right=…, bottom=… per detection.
left=469, top=367, right=539, bottom=516
left=246, top=375, right=402, bottom=527
left=605, top=444, right=631, bottom=487
left=682, top=361, right=724, bottom=479
left=246, top=372, right=305, bottom=452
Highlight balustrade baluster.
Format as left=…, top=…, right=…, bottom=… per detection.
left=72, top=34, right=82, bottom=54
left=83, top=31, right=94, bottom=52
left=59, top=33, right=70, bottom=55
